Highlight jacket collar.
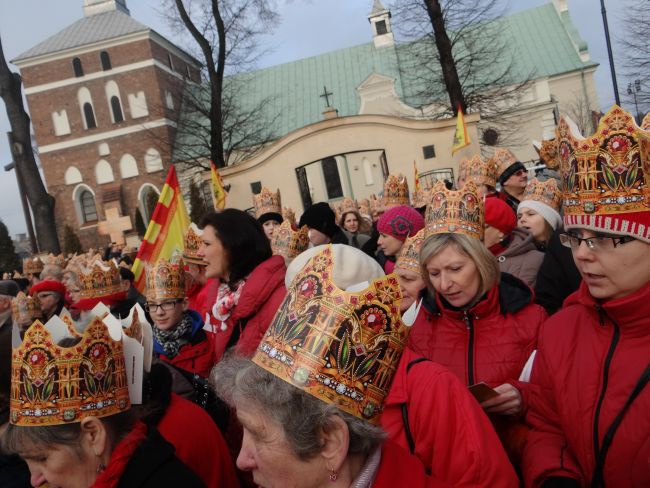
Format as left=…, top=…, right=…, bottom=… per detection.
left=231, top=255, right=286, bottom=320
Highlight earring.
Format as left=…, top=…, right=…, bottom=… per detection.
left=328, top=465, right=338, bottom=482
left=96, top=463, right=106, bottom=474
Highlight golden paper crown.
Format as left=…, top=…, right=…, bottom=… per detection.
left=425, top=181, right=484, bottom=240
left=10, top=317, right=130, bottom=426
left=358, top=199, right=371, bottom=217
left=23, top=257, right=44, bottom=275
left=145, top=257, right=186, bottom=302
left=395, top=229, right=426, bottom=275
left=458, top=154, right=497, bottom=188
left=271, top=221, right=310, bottom=261
left=641, top=113, right=650, bottom=130
left=490, top=148, right=519, bottom=179
left=557, top=105, right=650, bottom=240
left=253, top=187, right=282, bottom=219
left=282, top=207, right=296, bottom=226
left=411, top=188, right=432, bottom=209
left=253, top=246, right=409, bottom=424
left=383, top=174, right=410, bottom=207
left=522, top=178, right=562, bottom=212
left=339, top=197, right=358, bottom=216
left=536, top=139, right=560, bottom=170
left=183, top=223, right=205, bottom=265
left=43, top=253, right=67, bottom=268
left=78, top=260, right=124, bottom=300
left=12, top=292, right=42, bottom=327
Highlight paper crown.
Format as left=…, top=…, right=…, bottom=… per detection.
left=10, top=316, right=131, bottom=426
left=395, top=229, right=426, bottom=274
left=383, top=174, right=410, bottom=207
left=282, top=207, right=297, bottom=226
left=23, top=257, right=44, bottom=275
left=411, top=188, right=431, bottom=209
left=490, top=148, right=519, bottom=179
left=458, top=154, right=497, bottom=188
left=557, top=105, right=650, bottom=241
left=425, top=181, right=484, bottom=240
left=339, top=197, right=359, bottom=216
left=535, top=138, right=560, bottom=170
left=253, top=246, right=409, bottom=424
left=183, top=223, right=205, bottom=265
left=78, top=259, right=124, bottom=300
left=43, top=253, right=66, bottom=268
left=358, top=199, right=370, bottom=217
left=641, top=112, right=650, bottom=130
left=522, top=178, right=562, bottom=212
left=145, top=256, right=186, bottom=302
left=271, top=221, right=310, bottom=261
left=12, top=292, right=42, bottom=327
left=253, top=187, right=282, bottom=219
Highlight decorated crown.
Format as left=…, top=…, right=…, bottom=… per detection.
left=145, top=256, right=186, bottom=302
left=490, top=148, right=519, bottom=179
left=271, top=221, right=310, bottom=261
left=183, top=223, right=205, bottom=265
left=458, top=154, right=497, bottom=188
left=253, top=246, right=409, bottom=424
left=641, top=112, right=650, bottom=130
left=395, top=229, right=426, bottom=275
left=253, top=187, right=282, bottom=219
left=339, top=197, right=359, bottom=216
left=425, top=181, right=484, bottom=240
left=522, top=178, right=562, bottom=212
left=557, top=105, right=650, bottom=241
left=358, top=199, right=371, bottom=217
left=383, top=174, right=410, bottom=208
left=43, top=253, right=67, bottom=268
left=282, top=207, right=297, bottom=226
left=23, top=257, right=44, bottom=275
left=10, top=316, right=130, bottom=426
left=12, top=292, right=42, bottom=327
left=411, top=188, right=432, bottom=209
left=78, top=259, right=124, bottom=300
left=536, top=138, right=560, bottom=170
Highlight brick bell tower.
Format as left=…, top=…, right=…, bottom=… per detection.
left=12, top=0, right=201, bottom=249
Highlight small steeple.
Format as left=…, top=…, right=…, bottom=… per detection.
left=83, top=0, right=130, bottom=17
left=368, top=0, right=394, bottom=48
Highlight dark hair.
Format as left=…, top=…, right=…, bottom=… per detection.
left=200, top=209, right=272, bottom=288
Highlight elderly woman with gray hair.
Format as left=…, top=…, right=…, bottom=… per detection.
left=211, top=245, right=434, bottom=487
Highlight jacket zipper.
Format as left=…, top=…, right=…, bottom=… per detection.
left=592, top=306, right=620, bottom=483
left=463, top=312, right=475, bottom=385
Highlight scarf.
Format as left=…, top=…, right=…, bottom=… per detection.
left=91, top=421, right=148, bottom=488
left=350, top=446, right=382, bottom=488
left=212, top=279, right=247, bottom=331
left=152, top=312, right=193, bottom=359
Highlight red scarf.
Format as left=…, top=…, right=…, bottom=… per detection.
left=91, top=421, right=148, bottom=488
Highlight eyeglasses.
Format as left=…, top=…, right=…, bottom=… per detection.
left=144, top=299, right=182, bottom=313
left=559, top=233, right=635, bottom=251
left=513, top=169, right=527, bottom=176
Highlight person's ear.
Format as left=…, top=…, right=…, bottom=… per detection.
left=181, top=298, right=189, bottom=311
left=318, top=415, right=350, bottom=474
left=79, top=416, right=109, bottom=458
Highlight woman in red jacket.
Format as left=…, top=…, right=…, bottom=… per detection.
left=198, top=209, right=286, bottom=360
left=523, top=107, right=650, bottom=487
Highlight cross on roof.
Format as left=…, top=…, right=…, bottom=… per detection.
left=98, top=207, right=132, bottom=245
left=320, top=86, right=333, bottom=107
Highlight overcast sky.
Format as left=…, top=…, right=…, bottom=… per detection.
left=0, top=0, right=628, bottom=237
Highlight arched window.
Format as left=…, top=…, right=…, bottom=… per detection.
left=144, top=148, right=163, bottom=173
left=72, top=57, right=84, bottom=77
left=80, top=190, right=98, bottom=222
left=105, top=81, right=124, bottom=124
left=95, top=159, right=114, bottom=184
left=119, top=154, right=139, bottom=179
left=110, top=96, right=123, bottom=122
left=78, top=87, right=96, bottom=130
left=100, top=51, right=111, bottom=70
left=138, top=184, right=161, bottom=222
left=83, top=103, right=96, bottom=129
left=64, top=166, right=83, bottom=185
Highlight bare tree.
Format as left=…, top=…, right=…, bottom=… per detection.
left=563, top=90, right=595, bottom=135
left=0, top=35, right=60, bottom=253
left=162, top=0, right=280, bottom=169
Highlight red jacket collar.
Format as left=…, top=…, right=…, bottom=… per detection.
left=231, top=255, right=286, bottom=321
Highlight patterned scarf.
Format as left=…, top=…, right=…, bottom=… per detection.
left=153, top=312, right=193, bottom=359
left=212, top=279, right=247, bottom=331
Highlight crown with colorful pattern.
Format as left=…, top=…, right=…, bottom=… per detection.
left=271, top=221, right=310, bottom=261
left=78, top=259, right=124, bottom=300
left=358, top=199, right=371, bottom=217
left=253, top=245, right=409, bottom=424
left=10, top=316, right=130, bottom=426
left=339, top=197, right=359, bottom=216
left=490, top=148, right=519, bottom=179
left=253, top=187, right=282, bottom=219
left=183, top=223, right=205, bottom=265
left=11, top=292, right=42, bottom=327
left=458, top=154, right=497, bottom=188
left=282, top=207, right=297, bottom=226
left=641, top=113, right=650, bottom=130
left=536, top=138, right=560, bottom=170
left=411, top=188, right=431, bottom=209
left=522, top=178, right=562, bottom=212
left=383, top=174, right=410, bottom=208
left=557, top=105, right=650, bottom=241
left=23, top=257, right=44, bottom=275
left=395, top=229, right=426, bottom=274
left=425, top=181, right=484, bottom=240
left=43, top=253, right=67, bottom=268
left=145, top=256, right=186, bottom=302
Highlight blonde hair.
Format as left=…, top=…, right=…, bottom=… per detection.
left=419, top=233, right=500, bottom=306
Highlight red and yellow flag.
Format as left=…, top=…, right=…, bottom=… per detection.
left=131, top=165, right=190, bottom=292
left=413, top=160, right=421, bottom=191
left=451, top=106, right=470, bottom=154
left=211, top=161, right=227, bottom=210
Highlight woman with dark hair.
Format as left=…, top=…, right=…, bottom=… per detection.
left=252, top=187, right=283, bottom=241
left=199, top=209, right=286, bottom=360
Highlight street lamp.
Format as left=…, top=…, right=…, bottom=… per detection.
left=627, top=79, right=642, bottom=124
left=4, top=162, right=38, bottom=254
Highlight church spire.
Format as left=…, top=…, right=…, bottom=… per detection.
left=83, top=0, right=130, bottom=17
left=368, top=0, right=394, bottom=48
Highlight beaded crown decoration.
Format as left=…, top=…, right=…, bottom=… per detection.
left=537, top=138, right=560, bottom=170
left=11, top=292, right=42, bottom=327
left=271, top=221, right=310, bottom=261
left=490, top=148, right=519, bottom=179
left=23, top=257, right=44, bottom=275
left=282, top=207, right=297, bottom=226
left=183, top=223, right=205, bottom=265
left=458, top=154, right=497, bottom=188
left=395, top=229, right=426, bottom=275
left=145, top=256, right=186, bottom=302
left=383, top=174, right=410, bottom=208
left=339, top=197, right=359, bottom=216
left=425, top=181, right=484, bottom=241
left=253, top=187, right=282, bottom=219
left=78, top=259, right=124, bottom=300
left=522, top=178, right=562, bottom=212
left=43, top=253, right=67, bottom=268
left=411, top=188, right=432, bottom=209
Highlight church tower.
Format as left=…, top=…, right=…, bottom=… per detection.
left=12, top=0, right=201, bottom=249
left=368, top=0, right=394, bottom=48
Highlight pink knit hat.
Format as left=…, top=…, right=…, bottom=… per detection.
left=377, top=205, right=424, bottom=242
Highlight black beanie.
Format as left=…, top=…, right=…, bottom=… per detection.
left=258, top=212, right=283, bottom=226
left=498, top=161, right=526, bottom=185
left=299, top=202, right=338, bottom=238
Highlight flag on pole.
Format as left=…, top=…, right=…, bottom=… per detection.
left=451, top=106, right=470, bottom=154
left=131, top=165, right=190, bottom=292
left=413, top=160, right=421, bottom=191
left=211, top=161, right=227, bottom=210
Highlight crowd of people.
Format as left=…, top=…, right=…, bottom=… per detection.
left=0, top=105, right=648, bottom=487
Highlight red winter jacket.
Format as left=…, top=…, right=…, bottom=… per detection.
left=523, top=281, right=650, bottom=487
left=188, top=277, right=220, bottom=323
left=382, top=348, right=519, bottom=487
left=209, top=255, right=286, bottom=360
left=371, top=440, right=449, bottom=488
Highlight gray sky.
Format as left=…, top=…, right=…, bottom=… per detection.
left=0, top=0, right=627, bottom=237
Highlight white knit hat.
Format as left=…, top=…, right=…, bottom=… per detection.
left=517, top=200, right=562, bottom=230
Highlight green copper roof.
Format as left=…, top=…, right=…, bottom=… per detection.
left=173, top=2, right=597, bottom=163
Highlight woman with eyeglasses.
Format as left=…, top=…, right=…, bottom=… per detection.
left=523, top=108, right=650, bottom=488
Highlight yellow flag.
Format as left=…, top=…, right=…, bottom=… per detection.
left=211, top=161, right=227, bottom=210
left=452, top=106, right=470, bottom=154
left=413, top=160, right=421, bottom=191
